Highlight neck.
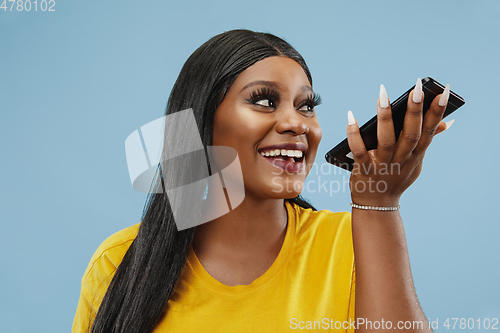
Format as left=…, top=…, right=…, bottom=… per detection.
left=192, top=197, right=288, bottom=256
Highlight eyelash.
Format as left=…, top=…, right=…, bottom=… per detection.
left=299, top=93, right=322, bottom=112
left=246, top=86, right=280, bottom=108
left=245, top=87, right=322, bottom=113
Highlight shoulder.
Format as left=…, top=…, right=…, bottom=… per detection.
left=73, top=224, right=141, bottom=331
left=82, top=223, right=141, bottom=282
left=290, top=202, right=351, bottom=236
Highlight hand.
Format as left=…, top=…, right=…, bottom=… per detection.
left=346, top=79, right=453, bottom=207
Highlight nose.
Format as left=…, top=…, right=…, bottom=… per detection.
left=275, top=105, right=309, bottom=136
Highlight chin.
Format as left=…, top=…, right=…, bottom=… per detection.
left=267, top=177, right=305, bottom=199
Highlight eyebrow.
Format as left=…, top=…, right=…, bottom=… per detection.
left=240, top=80, right=313, bottom=94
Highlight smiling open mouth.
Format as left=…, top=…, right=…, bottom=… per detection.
left=258, top=148, right=305, bottom=173
left=260, top=149, right=304, bottom=162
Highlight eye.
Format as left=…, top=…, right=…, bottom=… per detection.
left=255, top=99, right=276, bottom=108
left=246, top=86, right=280, bottom=110
left=298, top=104, right=314, bottom=112
left=297, top=93, right=321, bottom=114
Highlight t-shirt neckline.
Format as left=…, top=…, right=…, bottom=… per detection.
left=186, top=200, right=297, bottom=295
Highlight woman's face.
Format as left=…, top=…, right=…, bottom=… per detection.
left=213, top=56, right=322, bottom=200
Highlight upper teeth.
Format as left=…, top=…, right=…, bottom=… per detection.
left=260, top=149, right=303, bottom=158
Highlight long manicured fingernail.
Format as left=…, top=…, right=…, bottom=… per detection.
left=379, top=84, right=389, bottom=108
left=439, top=84, right=450, bottom=107
left=413, top=78, right=423, bottom=103
left=348, top=110, right=356, bottom=125
left=445, top=119, right=455, bottom=130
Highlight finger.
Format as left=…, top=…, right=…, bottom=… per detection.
left=346, top=110, right=371, bottom=170
left=411, top=85, right=449, bottom=158
left=376, top=84, right=396, bottom=163
left=434, top=121, right=447, bottom=135
left=435, top=119, right=454, bottom=135
left=392, top=79, right=424, bottom=164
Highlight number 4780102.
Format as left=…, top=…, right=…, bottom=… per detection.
left=1, top=0, right=56, bottom=12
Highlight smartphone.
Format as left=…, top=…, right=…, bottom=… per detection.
left=325, top=77, right=465, bottom=171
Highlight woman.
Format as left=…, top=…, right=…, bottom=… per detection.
left=73, top=29, right=450, bottom=332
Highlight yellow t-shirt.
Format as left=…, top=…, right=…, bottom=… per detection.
left=73, top=201, right=355, bottom=332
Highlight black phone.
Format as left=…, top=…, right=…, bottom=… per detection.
left=325, top=77, right=465, bottom=171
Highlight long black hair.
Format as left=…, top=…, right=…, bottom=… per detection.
left=90, top=29, right=317, bottom=333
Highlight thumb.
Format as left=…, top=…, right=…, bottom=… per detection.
left=435, top=119, right=455, bottom=135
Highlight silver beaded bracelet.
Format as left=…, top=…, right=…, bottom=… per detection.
left=350, top=202, right=401, bottom=211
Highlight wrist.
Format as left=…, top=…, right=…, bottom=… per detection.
left=350, top=194, right=401, bottom=208
left=350, top=202, right=400, bottom=211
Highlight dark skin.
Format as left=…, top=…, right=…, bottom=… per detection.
left=348, top=88, right=447, bottom=332
left=193, top=57, right=322, bottom=285
left=193, top=56, right=448, bottom=331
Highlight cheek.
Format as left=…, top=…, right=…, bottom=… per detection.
left=308, top=121, right=322, bottom=153
left=313, top=126, right=322, bottom=145
left=311, top=119, right=322, bottom=142
left=213, top=114, right=245, bottom=149
left=212, top=111, right=231, bottom=146
left=305, top=122, right=322, bottom=169
left=213, top=108, right=272, bottom=148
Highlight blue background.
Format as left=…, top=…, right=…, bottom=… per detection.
left=1, top=0, right=498, bottom=331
